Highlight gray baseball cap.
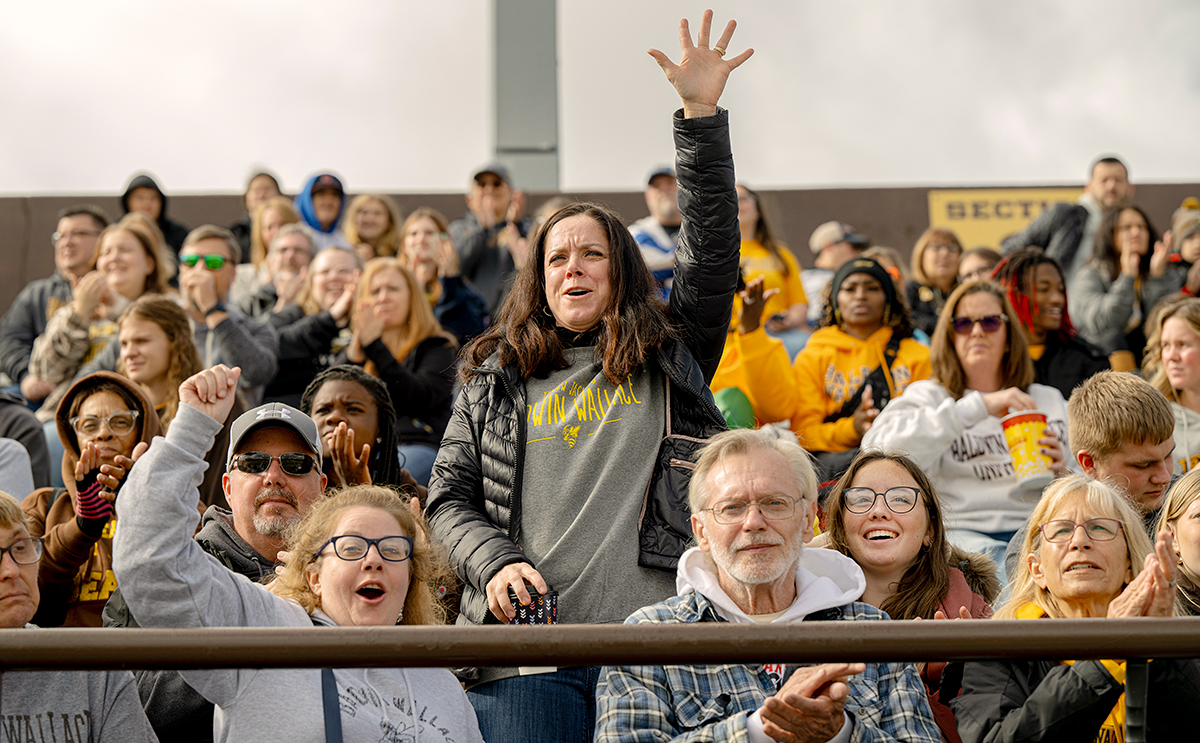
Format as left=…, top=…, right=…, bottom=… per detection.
left=226, top=402, right=322, bottom=470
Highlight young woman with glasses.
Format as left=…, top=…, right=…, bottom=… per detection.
left=863, top=281, right=1075, bottom=584
left=906, top=228, right=964, bottom=336
left=21, top=371, right=161, bottom=627
left=820, top=450, right=997, bottom=743
left=950, top=475, right=1198, bottom=743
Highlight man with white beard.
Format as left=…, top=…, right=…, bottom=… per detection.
left=595, top=428, right=939, bottom=743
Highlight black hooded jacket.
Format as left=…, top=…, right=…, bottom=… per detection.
left=122, top=174, right=190, bottom=253
left=426, top=109, right=737, bottom=626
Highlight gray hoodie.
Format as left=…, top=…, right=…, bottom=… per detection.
left=1172, top=401, right=1200, bottom=475
left=113, top=404, right=483, bottom=743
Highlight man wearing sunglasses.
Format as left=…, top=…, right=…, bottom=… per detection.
left=596, top=428, right=939, bottom=743
left=103, top=378, right=327, bottom=742
left=177, top=225, right=279, bottom=405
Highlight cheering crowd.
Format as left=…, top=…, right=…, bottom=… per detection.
left=2, top=11, right=1199, bottom=743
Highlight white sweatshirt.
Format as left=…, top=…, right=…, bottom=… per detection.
left=861, top=380, right=1076, bottom=534
left=113, top=404, right=483, bottom=743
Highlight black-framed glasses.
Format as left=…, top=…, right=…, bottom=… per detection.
left=315, top=535, right=414, bottom=563
left=0, top=537, right=44, bottom=565
left=951, top=314, right=1006, bottom=335
left=180, top=253, right=228, bottom=270
left=703, top=496, right=797, bottom=525
left=842, top=486, right=921, bottom=514
left=69, top=410, right=139, bottom=436
left=52, top=230, right=101, bottom=244
left=1039, top=518, right=1123, bottom=543
left=231, top=452, right=316, bottom=476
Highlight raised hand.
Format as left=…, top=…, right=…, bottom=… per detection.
left=355, top=298, right=385, bottom=346
left=738, top=276, right=778, bottom=334
left=329, top=271, right=360, bottom=327
left=73, top=271, right=111, bottom=319
left=179, top=364, right=242, bottom=424
left=330, top=421, right=372, bottom=488
left=1150, top=230, right=1172, bottom=278
left=437, top=232, right=461, bottom=278
left=852, top=385, right=877, bottom=437
left=649, top=10, right=754, bottom=118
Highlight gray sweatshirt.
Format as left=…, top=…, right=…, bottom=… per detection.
left=112, top=404, right=483, bottom=743
left=1, top=646, right=157, bottom=743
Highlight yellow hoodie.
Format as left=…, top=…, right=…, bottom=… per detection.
left=711, top=327, right=797, bottom=425
left=791, top=325, right=931, bottom=452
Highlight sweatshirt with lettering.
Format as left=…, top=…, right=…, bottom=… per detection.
left=861, top=379, right=1074, bottom=534
left=112, top=404, right=483, bottom=743
left=0, top=647, right=156, bottom=743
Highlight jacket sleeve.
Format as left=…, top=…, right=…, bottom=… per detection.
left=94, top=670, right=159, bottom=743
left=860, top=382, right=985, bottom=473
left=0, top=283, right=48, bottom=383
left=208, top=312, right=280, bottom=387
left=1000, top=206, right=1063, bottom=254
left=791, top=347, right=859, bottom=452
left=361, top=338, right=456, bottom=420
left=1143, top=272, right=1183, bottom=316
left=426, top=380, right=529, bottom=604
left=950, top=660, right=1122, bottom=743
left=270, top=307, right=340, bottom=360
left=667, top=109, right=740, bottom=384
left=1069, top=268, right=1134, bottom=345
left=28, top=306, right=90, bottom=385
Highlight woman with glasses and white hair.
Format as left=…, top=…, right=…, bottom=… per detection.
left=949, top=475, right=1200, bottom=742
left=863, top=281, right=1075, bottom=583
left=111, top=365, right=484, bottom=743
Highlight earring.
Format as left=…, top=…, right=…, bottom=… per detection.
left=883, top=305, right=891, bottom=326
left=543, top=305, right=554, bottom=319
left=834, top=309, right=843, bottom=327
left=396, top=608, right=404, bottom=625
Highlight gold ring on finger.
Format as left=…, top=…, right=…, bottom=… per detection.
left=714, top=46, right=726, bottom=56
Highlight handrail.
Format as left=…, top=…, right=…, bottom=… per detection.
left=3, top=618, right=1199, bottom=671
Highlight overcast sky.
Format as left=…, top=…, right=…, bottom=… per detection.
left=1, top=0, right=1196, bottom=195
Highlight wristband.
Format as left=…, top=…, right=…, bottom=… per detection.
left=74, top=468, right=114, bottom=522
left=205, top=301, right=227, bottom=317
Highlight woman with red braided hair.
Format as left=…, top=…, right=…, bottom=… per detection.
left=992, top=247, right=1109, bottom=399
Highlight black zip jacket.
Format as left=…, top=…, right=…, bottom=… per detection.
left=426, top=108, right=737, bottom=625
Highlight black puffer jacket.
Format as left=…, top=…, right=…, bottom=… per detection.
left=1033, top=332, right=1109, bottom=399
left=1001, top=202, right=1088, bottom=269
left=947, top=655, right=1200, bottom=742
left=427, top=109, right=738, bottom=626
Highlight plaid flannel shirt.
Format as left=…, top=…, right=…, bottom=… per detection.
left=595, top=590, right=941, bottom=743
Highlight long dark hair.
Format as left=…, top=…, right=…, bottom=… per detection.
left=1092, top=205, right=1159, bottom=281
left=462, top=202, right=675, bottom=386
left=300, top=365, right=405, bottom=491
left=740, top=184, right=793, bottom=277
left=992, top=247, right=1079, bottom=343
left=826, top=450, right=949, bottom=620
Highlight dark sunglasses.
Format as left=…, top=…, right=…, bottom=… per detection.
left=951, top=314, right=1005, bottom=334
left=231, top=452, right=316, bottom=476
left=180, top=253, right=228, bottom=270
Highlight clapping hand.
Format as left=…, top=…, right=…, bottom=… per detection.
left=1108, top=530, right=1177, bottom=618
left=329, top=421, right=371, bottom=488
left=761, top=663, right=865, bottom=743
left=649, top=10, right=754, bottom=119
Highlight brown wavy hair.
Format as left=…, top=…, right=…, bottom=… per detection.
left=118, top=295, right=201, bottom=430
left=930, top=280, right=1033, bottom=399
left=1143, top=295, right=1200, bottom=401
left=825, top=450, right=949, bottom=620
left=355, top=258, right=454, bottom=377
left=462, top=202, right=674, bottom=386
left=909, top=227, right=963, bottom=287
left=93, top=223, right=171, bottom=297
left=271, top=485, right=450, bottom=625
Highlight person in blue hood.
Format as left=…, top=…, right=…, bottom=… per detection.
left=121, top=173, right=190, bottom=255
left=294, top=173, right=351, bottom=251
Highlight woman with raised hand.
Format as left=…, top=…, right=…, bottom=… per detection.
left=344, top=258, right=456, bottom=487
left=992, top=247, right=1109, bottom=399
left=426, top=11, right=750, bottom=742
left=951, top=475, right=1200, bottom=742
left=862, top=281, right=1074, bottom=582
left=400, top=206, right=489, bottom=344
left=21, top=371, right=161, bottom=626
left=1070, top=205, right=1179, bottom=371
left=822, top=450, right=997, bottom=743
left=111, top=365, right=484, bottom=743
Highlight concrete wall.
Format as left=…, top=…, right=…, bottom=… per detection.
left=5, top=183, right=1199, bottom=314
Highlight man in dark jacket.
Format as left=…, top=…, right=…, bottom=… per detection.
left=449, top=163, right=530, bottom=316
left=0, top=205, right=108, bottom=404
left=122, top=173, right=190, bottom=254
left=102, top=400, right=326, bottom=743
left=1001, top=156, right=1133, bottom=280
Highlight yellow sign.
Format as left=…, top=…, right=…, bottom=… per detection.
left=928, top=188, right=1084, bottom=250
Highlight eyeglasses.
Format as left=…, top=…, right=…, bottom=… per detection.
left=315, top=535, right=414, bottom=563
left=231, top=452, right=316, bottom=476
left=958, top=268, right=992, bottom=283
left=69, top=410, right=139, bottom=436
left=52, top=230, right=101, bottom=244
left=1039, top=518, right=1123, bottom=543
left=0, top=537, right=43, bottom=565
left=842, top=486, right=920, bottom=514
left=928, top=243, right=961, bottom=254
left=704, top=496, right=797, bottom=525
left=951, top=314, right=1006, bottom=334
left=180, top=254, right=228, bottom=270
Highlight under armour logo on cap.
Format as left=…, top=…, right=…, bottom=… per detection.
left=256, top=407, right=290, bottom=420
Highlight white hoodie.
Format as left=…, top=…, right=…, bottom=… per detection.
left=674, top=546, right=868, bottom=743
